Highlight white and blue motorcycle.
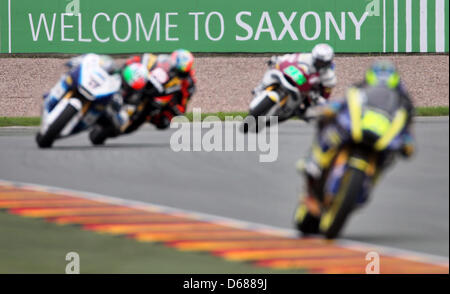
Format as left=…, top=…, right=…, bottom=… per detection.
left=36, top=54, right=123, bottom=148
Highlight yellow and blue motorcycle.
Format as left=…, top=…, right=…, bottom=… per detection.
left=295, top=86, right=412, bottom=239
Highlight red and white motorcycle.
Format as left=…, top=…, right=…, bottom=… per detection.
left=241, top=57, right=325, bottom=133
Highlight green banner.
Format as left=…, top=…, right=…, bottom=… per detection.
left=0, top=0, right=448, bottom=53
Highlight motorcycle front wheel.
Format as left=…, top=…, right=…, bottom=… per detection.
left=240, top=95, right=276, bottom=133
left=36, top=102, right=79, bottom=148
left=319, top=168, right=365, bottom=239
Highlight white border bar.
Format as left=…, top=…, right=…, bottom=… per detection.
left=383, top=0, right=386, bottom=52
left=405, top=0, right=412, bottom=52
left=394, top=0, right=398, bottom=52
left=0, top=5, right=2, bottom=53
left=420, top=0, right=428, bottom=52
left=8, top=0, right=11, bottom=53
left=435, top=0, right=445, bottom=52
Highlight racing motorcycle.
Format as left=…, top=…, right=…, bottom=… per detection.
left=295, top=87, right=410, bottom=239
left=36, top=54, right=122, bottom=148
left=89, top=90, right=175, bottom=145
left=241, top=59, right=323, bottom=133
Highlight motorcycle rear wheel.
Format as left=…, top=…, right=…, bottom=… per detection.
left=89, top=126, right=108, bottom=146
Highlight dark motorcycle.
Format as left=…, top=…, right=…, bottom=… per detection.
left=295, top=87, right=410, bottom=239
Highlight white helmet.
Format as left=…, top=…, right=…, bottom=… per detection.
left=312, top=43, right=334, bottom=70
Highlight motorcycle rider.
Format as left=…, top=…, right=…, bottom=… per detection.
left=43, top=54, right=129, bottom=135
left=119, top=49, right=196, bottom=133
left=253, top=43, right=337, bottom=119
left=296, top=60, right=415, bottom=229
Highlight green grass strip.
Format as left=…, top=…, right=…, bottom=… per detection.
left=183, top=111, right=249, bottom=122
left=1, top=106, right=448, bottom=127
left=0, top=117, right=41, bottom=127
left=414, top=106, right=449, bottom=116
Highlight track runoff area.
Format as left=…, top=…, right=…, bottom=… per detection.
left=0, top=180, right=447, bottom=274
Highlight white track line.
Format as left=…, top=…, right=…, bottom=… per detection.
left=0, top=178, right=448, bottom=267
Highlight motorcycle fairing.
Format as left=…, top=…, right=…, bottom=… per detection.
left=78, top=54, right=121, bottom=101
left=347, top=87, right=408, bottom=152
left=277, top=60, right=319, bottom=93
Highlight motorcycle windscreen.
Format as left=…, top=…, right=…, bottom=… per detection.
left=79, top=55, right=121, bottom=101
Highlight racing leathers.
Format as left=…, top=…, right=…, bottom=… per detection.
left=122, top=53, right=196, bottom=132
left=43, top=54, right=128, bottom=134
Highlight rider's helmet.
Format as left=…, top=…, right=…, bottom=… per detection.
left=312, top=43, right=334, bottom=71
left=365, top=60, right=400, bottom=89
left=170, top=49, right=194, bottom=77
left=122, top=62, right=149, bottom=91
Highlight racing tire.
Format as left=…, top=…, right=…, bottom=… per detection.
left=36, top=103, right=79, bottom=148
left=240, top=96, right=276, bottom=133
left=89, top=126, right=110, bottom=146
left=319, top=168, right=365, bottom=239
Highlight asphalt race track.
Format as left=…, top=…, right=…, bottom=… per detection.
left=0, top=117, right=448, bottom=257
